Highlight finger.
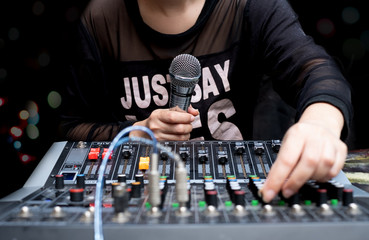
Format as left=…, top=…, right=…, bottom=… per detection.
left=261, top=132, right=304, bottom=202
left=153, top=130, right=191, bottom=141
left=312, top=142, right=336, bottom=182
left=187, top=105, right=199, bottom=116
left=150, top=117, right=193, bottom=135
left=169, top=106, right=187, bottom=112
left=159, top=109, right=195, bottom=124
left=281, top=138, right=324, bottom=198
left=328, top=143, right=346, bottom=178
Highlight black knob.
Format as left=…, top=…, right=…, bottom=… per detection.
left=76, top=174, right=85, bottom=189
left=287, top=193, right=300, bottom=207
left=218, top=156, right=228, bottom=165
left=272, top=140, right=281, bottom=152
left=254, top=148, right=264, bottom=155
left=160, top=152, right=169, bottom=160
left=234, top=190, right=245, bottom=206
left=343, top=188, right=354, bottom=206
left=180, top=152, right=189, bottom=162
left=198, top=155, right=208, bottom=164
left=135, top=174, right=144, bottom=187
left=55, top=175, right=65, bottom=189
left=205, top=190, right=218, bottom=207
left=235, top=147, right=245, bottom=155
left=131, top=182, right=141, bottom=198
left=122, top=150, right=131, bottom=159
left=113, top=184, right=128, bottom=213
left=316, top=189, right=328, bottom=206
left=118, top=174, right=127, bottom=183
left=70, top=188, right=84, bottom=202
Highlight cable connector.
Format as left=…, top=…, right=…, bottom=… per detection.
left=175, top=152, right=189, bottom=217
left=148, top=153, right=161, bottom=211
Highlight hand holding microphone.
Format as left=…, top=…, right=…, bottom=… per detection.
left=130, top=54, right=201, bottom=141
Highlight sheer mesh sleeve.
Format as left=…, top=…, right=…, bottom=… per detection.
left=59, top=20, right=135, bottom=141
left=247, top=0, right=353, bottom=138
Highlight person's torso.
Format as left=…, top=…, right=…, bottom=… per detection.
left=82, top=0, right=261, bottom=140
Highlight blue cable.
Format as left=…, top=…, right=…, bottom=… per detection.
left=94, top=126, right=157, bottom=240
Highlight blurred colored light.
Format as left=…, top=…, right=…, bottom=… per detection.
left=18, top=153, right=36, bottom=164
left=28, top=112, right=40, bottom=125
left=0, top=97, right=5, bottom=107
left=38, top=52, right=50, bottom=67
left=342, top=38, right=366, bottom=61
left=10, top=126, right=23, bottom=138
left=47, top=91, right=62, bottom=109
left=26, top=124, right=39, bottom=139
left=342, top=7, right=360, bottom=24
left=316, top=18, right=335, bottom=38
left=13, top=141, right=22, bottom=149
left=19, top=110, right=30, bottom=120
left=32, top=1, right=45, bottom=16
left=20, top=154, right=31, bottom=163
left=26, top=101, right=38, bottom=117
left=8, top=28, right=20, bottom=41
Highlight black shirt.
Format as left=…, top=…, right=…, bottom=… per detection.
left=61, top=0, right=352, bottom=141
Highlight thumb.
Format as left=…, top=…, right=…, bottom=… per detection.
left=188, top=105, right=199, bottom=116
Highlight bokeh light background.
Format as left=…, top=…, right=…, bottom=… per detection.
left=0, top=0, right=368, bottom=197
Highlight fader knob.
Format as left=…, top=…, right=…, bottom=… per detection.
left=160, top=152, right=169, bottom=160
left=122, top=150, right=131, bottom=159
left=199, top=155, right=208, bottom=164
left=271, top=140, right=281, bottom=152
left=218, top=156, right=228, bottom=165
left=254, top=143, right=264, bottom=155
left=235, top=147, right=245, bottom=155
left=180, top=152, right=189, bottom=162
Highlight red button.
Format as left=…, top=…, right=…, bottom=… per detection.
left=88, top=148, right=100, bottom=160
left=102, top=148, right=112, bottom=159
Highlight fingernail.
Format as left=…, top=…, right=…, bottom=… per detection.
left=283, top=189, right=294, bottom=199
left=261, top=189, right=276, bottom=203
left=190, top=116, right=195, bottom=121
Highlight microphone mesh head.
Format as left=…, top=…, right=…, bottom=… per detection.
left=169, top=54, right=201, bottom=87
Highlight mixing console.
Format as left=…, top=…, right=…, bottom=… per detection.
left=1, top=140, right=369, bottom=240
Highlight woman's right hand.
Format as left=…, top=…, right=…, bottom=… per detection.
left=129, top=105, right=199, bottom=141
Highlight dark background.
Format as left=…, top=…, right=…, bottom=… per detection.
left=0, top=0, right=368, bottom=198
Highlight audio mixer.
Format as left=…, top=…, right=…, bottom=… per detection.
left=1, top=139, right=369, bottom=240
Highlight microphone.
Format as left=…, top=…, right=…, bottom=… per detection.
left=169, top=54, right=201, bottom=111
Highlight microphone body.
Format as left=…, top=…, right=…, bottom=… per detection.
left=169, top=54, right=201, bottom=111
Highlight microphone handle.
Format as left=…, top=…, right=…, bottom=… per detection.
left=169, top=84, right=196, bottom=111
